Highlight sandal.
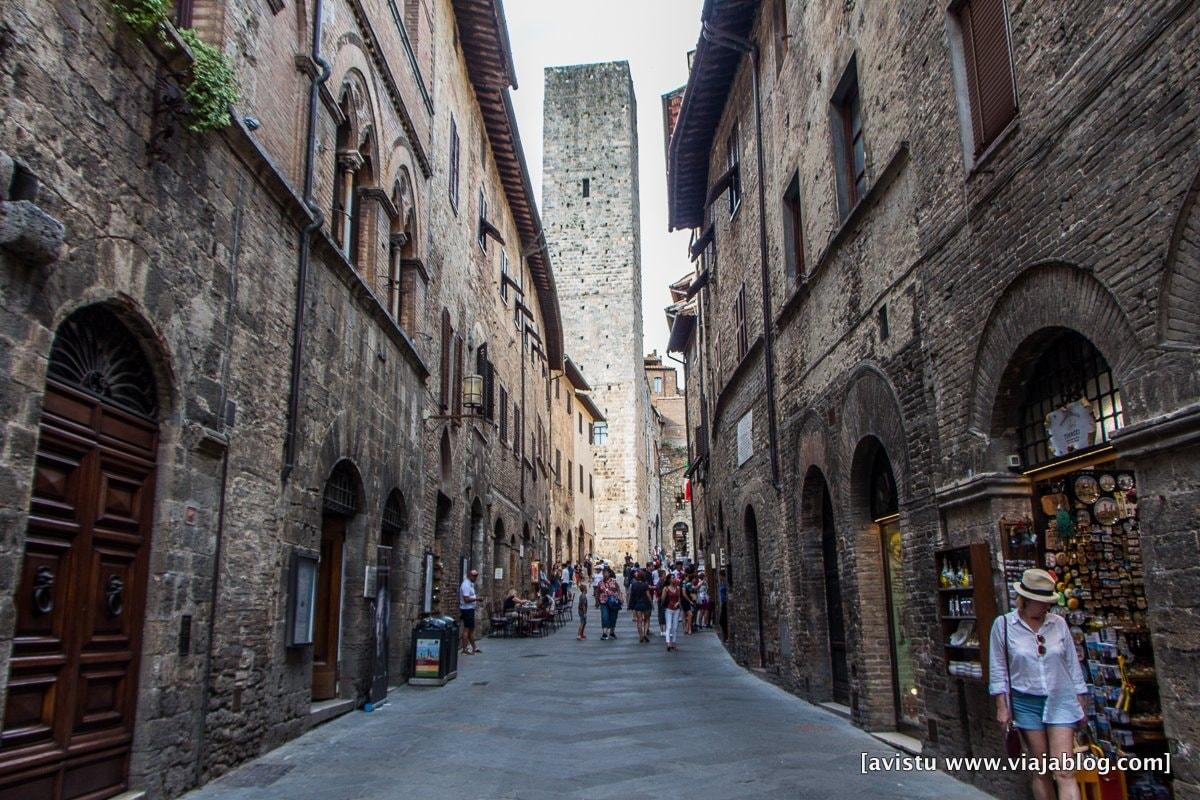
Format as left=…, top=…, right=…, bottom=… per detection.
left=472, top=648, right=482, bottom=654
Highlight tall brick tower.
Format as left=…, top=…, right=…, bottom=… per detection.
left=543, top=61, right=654, bottom=562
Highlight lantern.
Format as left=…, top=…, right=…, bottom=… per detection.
left=463, top=373, right=483, bottom=410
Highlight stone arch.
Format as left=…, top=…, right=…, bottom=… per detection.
left=742, top=504, right=767, bottom=667
left=1158, top=167, right=1200, bottom=348
left=837, top=364, right=910, bottom=501
left=969, top=262, right=1140, bottom=438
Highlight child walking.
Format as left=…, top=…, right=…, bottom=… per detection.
left=577, top=590, right=588, bottom=640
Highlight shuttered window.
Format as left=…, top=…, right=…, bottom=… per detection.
left=958, top=0, right=1017, bottom=154
left=449, top=117, right=460, bottom=211
left=783, top=171, right=805, bottom=284
left=734, top=284, right=748, bottom=360
left=439, top=308, right=451, bottom=409
left=452, top=334, right=464, bottom=420
left=476, top=344, right=495, bottom=420
left=499, top=386, right=509, bottom=442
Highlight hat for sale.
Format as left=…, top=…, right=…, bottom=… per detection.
left=1014, top=568, right=1058, bottom=603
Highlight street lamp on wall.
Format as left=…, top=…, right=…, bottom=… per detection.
left=463, top=373, right=484, bottom=410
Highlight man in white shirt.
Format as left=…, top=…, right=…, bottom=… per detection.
left=459, top=569, right=480, bottom=655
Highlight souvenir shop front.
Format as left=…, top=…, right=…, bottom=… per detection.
left=940, top=330, right=1174, bottom=800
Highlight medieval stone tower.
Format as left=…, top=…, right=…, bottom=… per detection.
left=543, top=61, right=655, bottom=562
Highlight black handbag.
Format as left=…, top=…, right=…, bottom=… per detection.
left=1003, top=616, right=1023, bottom=758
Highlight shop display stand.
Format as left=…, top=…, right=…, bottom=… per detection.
left=1032, top=467, right=1172, bottom=800
left=936, top=542, right=996, bottom=684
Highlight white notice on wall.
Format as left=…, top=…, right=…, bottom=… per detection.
left=494, top=567, right=504, bottom=581
left=737, top=410, right=753, bottom=466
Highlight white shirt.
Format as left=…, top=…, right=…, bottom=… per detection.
left=989, top=610, right=1087, bottom=725
left=459, top=579, right=477, bottom=611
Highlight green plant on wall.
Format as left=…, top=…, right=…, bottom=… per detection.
left=112, top=0, right=240, bottom=133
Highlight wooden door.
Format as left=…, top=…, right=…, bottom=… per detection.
left=311, top=516, right=345, bottom=701
left=368, top=544, right=391, bottom=704
left=0, top=381, right=157, bottom=800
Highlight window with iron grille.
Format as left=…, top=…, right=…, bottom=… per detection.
left=733, top=284, right=748, bottom=360
left=954, top=0, right=1017, bottom=155
left=449, top=117, right=460, bottom=212
left=783, top=171, right=805, bottom=283
left=1017, top=331, right=1124, bottom=468
left=726, top=123, right=742, bottom=215
left=831, top=58, right=866, bottom=219
left=323, top=461, right=359, bottom=517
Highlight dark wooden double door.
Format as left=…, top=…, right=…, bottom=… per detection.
left=0, top=382, right=158, bottom=800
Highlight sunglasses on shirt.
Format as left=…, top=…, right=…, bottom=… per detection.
left=1036, top=633, right=1046, bottom=657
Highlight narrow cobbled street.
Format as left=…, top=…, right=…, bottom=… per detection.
left=185, top=603, right=989, bottom=800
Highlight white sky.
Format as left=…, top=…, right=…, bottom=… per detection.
left=504, top=0, right=704, bottom=363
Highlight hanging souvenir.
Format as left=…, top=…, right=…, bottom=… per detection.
left=1046, top=398, right=1096, bottom=458
left=1074, top=475, right=1101, bottom=504
left=1116, top=473, right=1134, bottom=491
left=1099, top=474, right=1116, bottom=492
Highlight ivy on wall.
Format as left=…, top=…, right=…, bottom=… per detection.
left=113, top=0, right=241, bottom=132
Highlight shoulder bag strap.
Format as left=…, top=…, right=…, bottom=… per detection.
left=1004, top=615, right=1013, bottom=713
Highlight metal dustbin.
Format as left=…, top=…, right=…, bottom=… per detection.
left=408, top=615, right=459, bottom=686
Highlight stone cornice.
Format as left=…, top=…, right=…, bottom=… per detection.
left=1111, top=402, right=1200, bottom=460
left=934, top=472, right=1032, bottom=511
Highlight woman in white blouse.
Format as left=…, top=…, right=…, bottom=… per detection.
left=989, top=568, right=1088, bottom=800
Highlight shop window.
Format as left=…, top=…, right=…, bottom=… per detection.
left=1017, top=331, right=1124, bottom=468
left=951, top=0, right=1017, bottom=157
left=831, top=57, right=866, bottom=219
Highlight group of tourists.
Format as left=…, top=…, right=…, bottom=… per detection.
left=577, top=557, right=714, bottom=651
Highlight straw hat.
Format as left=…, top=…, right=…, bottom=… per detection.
left=1014, top=568, right=1058, bottom=603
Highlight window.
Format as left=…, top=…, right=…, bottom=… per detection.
left=1017, top=331, right=1124, bottom=468
left=579, top=463, right=583, bottom=493
left=499, top=386, right=509, bottom=442
left=726, top=123, right=742, bottom=215
left=831, top=58, right=866, bottom=219
left=568, top=460, right=573, bottom=492
left=477, top=189, right=488, bottom=251
left=653, top=376, right=663, bottom=394
left=500, top=251, right=510, bottom=303
left=476, top=343, right=495, bottom=419
left=953, top=0, right=1017, bottom=156
left=555, top=380, right=560, bottom=400
left=439, top=309, right=452, bottom=410
left=783, top=171, right=805, bottom=283
left=582, top=178, right=590, bottom=197
left=593, top=421, right=608, bottom=446
left=448, top=117, right=460, bottom=212
left=567, top=393, right=572, bottom=415
left=332, top=93, right=370, bottom=265
left=452, top=334, right=464, bottom=419
left=733, top=284, right=748, bottom=360
left=878, top=305, right=890, bottom=341
left=555, top=449, right=562, bottom=483
left=589, top=474, right=594, bottom=498
left=513, top=402, right=522, bottom=453
left=577, top=411, right=583, bottom=435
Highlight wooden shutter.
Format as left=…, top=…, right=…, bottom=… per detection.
left=499, top=386, right=508, bottom=441
left=453, top=334, right=464, bottom=418
left=439, top=309, right=451, bottom=409
left=962, top=0, right=1016, bottom=152
left=734, top=285, right=748, bottom=359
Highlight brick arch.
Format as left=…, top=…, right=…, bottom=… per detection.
left=1159, top=168, right=1200, bottom=348
left=969, top=262, right=1139, bottom=437
left=328, top=40, right=384, bottom=168
left=836, top=364, right=910, bottom=497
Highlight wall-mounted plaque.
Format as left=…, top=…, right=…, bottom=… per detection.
left=286, top=548, right=319, bottom=647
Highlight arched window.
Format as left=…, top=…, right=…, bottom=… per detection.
left=332, top=87, right=373, bottom=268
left=1017, top=331, right=1124, bottom=467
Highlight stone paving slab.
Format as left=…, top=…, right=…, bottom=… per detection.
left=185, top=610, right=994, bottom=800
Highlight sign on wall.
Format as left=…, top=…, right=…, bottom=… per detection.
left=737, top=410, right=753, bottom=466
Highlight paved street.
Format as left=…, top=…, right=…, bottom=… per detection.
left=185, top=607, right=991, bottom=800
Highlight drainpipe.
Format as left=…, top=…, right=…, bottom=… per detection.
left=702, top=20, right=782, bottom=493
left=282, top=0, right=331, bottom=483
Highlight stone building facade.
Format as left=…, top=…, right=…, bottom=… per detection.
left=666, top=1, right=1200, bottom=798
left=549, top=357, right=602, bottom=567
left=542, top=61, right=656, bottom=563
left=646, top=351, right=694, bottom=561
left=0, top=0, right=582, bottom=798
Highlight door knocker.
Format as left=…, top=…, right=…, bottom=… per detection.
left=105, top=575, right=125, bottom=618
left=32, top=566, right=55, bottom=615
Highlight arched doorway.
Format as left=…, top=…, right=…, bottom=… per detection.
left=801, top=467, right=848, bottom=704
left=744, top=506, right=766, bottom=668
left=554, top=526, right=562, bottom=564
left=314, top=460, right=361, bottom=701
left=867, top=444, right=917, bottom=729
left=371, top=490, right=406, bottom=701
left=0, top=306, right=163, bottom=799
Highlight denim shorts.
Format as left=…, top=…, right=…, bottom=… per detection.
left=1011, top=690, right=1048, bottom=730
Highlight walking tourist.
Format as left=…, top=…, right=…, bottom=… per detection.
left=577, top=589, right=588, bottom=640
left=718, top=569, right=729, bottom=637
left=662, top=575, right=682, bottom=651
left=653, top=567, right=667, bottom=637
left=697, top=574, right=711, bottom=629
left=681, top=569, right=696, bottom=634
left=598, top=567, right=623, bottom=640
left=989, top=568, right=1088, bottom=800
left=459, top=569, right=480, bottom=655
left=628, top=570, right=652, bottom=642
